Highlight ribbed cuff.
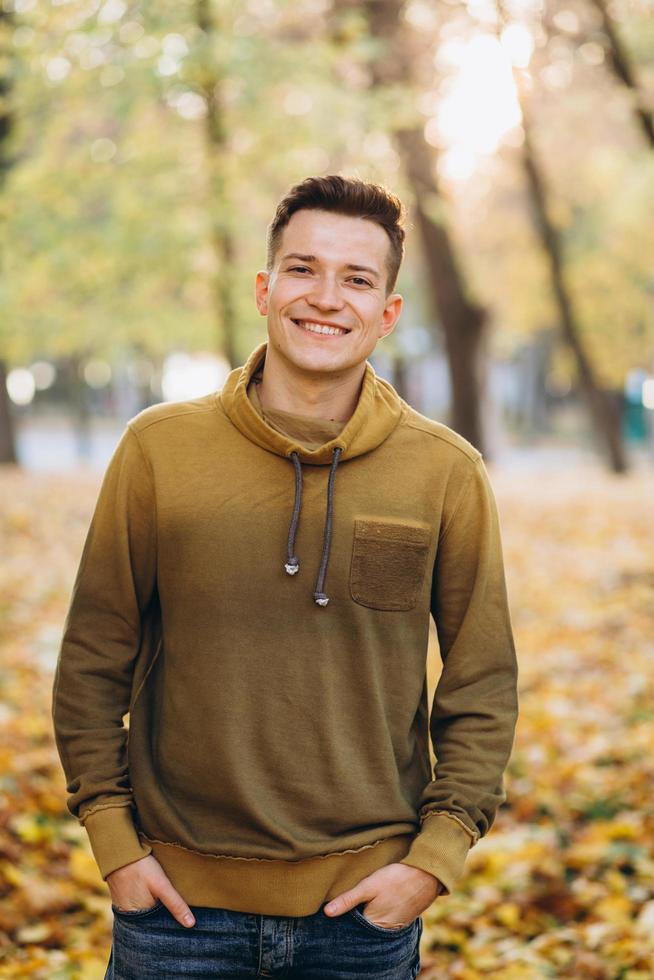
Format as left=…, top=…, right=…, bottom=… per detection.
left=398, top=811, right=476, bottom=896
left=82, top=803, right=153, bottom=880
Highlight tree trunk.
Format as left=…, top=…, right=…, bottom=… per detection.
left=0, top=360, right=17, bottom=464
left=397, top=127, right=488, bottom=452
left=590, top=0, right=654, bottom=148
left=64, top=354, right=93, bottom=461
left=195, top=0, right=239, bottom=369
left=362, top=0, right=490, bottom=455
left=491, top=0, right=627, bottom=471
left=520, top=103, right=627, bottom=472
left=391, top=352, right=409, bottom=403
left=0, top=7, right=18, bottom=464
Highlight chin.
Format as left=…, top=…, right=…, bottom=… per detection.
left=291, top=356, right=346, bottom=376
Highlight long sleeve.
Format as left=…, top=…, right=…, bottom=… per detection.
left=51, top=423, right=157, bottom=879
left=399, top=455, right=519, bottom=894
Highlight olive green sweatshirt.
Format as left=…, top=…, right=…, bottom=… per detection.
left=51, top=341, right=519, bottom=916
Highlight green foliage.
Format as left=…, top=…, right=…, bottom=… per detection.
left=0, top=0, right=652, bottom=388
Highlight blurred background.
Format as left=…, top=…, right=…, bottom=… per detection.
left=1, top=0, right=653, bottom=977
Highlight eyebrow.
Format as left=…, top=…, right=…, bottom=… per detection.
left=280, top=253, right=381, bottom=280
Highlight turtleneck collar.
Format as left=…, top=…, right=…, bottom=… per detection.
left=219, top=341, right=404, bottom=465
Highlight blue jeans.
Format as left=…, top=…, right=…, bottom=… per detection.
left=105, top=898, right=423, bottom=979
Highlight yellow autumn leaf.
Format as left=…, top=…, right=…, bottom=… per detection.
left=594, top=894, right=633, bottom=925
left=69, top=847, right=104, bottom=889
left=9, top=814, right=54, bottom=845
left=1, top=860, right=25, bottom=888
left=76, top=954, right=112, bottom=980
left=494, top=902, right=521, bottom=928
left=15, top=922, right=52, bottom=943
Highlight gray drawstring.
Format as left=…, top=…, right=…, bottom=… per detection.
left=284, top=451, right=303, bottom=575
left=313, top=447, right=342, bottom=607
left=283, top=447, right=343, bottom=607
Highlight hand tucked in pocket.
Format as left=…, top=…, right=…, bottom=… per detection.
left=107, top=854, right=196, bottom=927
left=323, top=863, right=443, bottom=928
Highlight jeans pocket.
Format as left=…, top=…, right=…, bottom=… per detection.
left=349, top=904, right=418, bottom=937
left=111, top=898, right=165, bottom=919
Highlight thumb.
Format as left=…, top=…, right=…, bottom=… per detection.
left=324, top=886, right=372, bottom=917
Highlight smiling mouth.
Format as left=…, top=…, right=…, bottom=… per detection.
left=291, top=319, right=351, bottom=337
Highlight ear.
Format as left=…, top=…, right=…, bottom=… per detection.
left=379, top=292, right=403, bottom=339
left=255, top=270, right=270, bottom=316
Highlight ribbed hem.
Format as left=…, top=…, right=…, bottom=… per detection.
left=82, top=803, right=153, bottom=880
left=140, top=833, right=416, bottom=916
left=81, top=803, right=445, bottom=913
left=398, top=811, right=475, bottom=895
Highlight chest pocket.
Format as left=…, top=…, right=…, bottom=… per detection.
left=349, top=519, right=432, bottom=612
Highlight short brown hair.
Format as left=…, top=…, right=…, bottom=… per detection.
left=266, top=175, right=406, bottom=294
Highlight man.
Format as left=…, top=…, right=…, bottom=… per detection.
left=52, top=175, right=519, bottom=979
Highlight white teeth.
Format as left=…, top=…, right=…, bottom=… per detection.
left=296, top=320, right=347, bottom=336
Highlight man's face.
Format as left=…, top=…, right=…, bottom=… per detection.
left=255, top=209, right=403, bottom=377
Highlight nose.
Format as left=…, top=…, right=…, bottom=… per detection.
left=307, top=275, right=344, bottom=311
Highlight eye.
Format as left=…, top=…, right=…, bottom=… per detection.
left=288, top=265, right=312, bottom=273
left=349, top=276, right=373, bottom=287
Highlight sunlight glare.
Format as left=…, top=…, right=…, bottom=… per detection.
left=7, top=369, right=36, bottom=406
left=162, top=353, right=231, bottom=401
left=438, top=146, right=477, bottom=182
left=500, top=23, right=534, bottom=68
left=432, top=33, right=523, bottom=178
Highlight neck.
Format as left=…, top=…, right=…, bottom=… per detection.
left=257, top=344, right=365, bottom=423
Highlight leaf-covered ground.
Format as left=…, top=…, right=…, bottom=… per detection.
left=0, top=457, right=653, bottom=978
